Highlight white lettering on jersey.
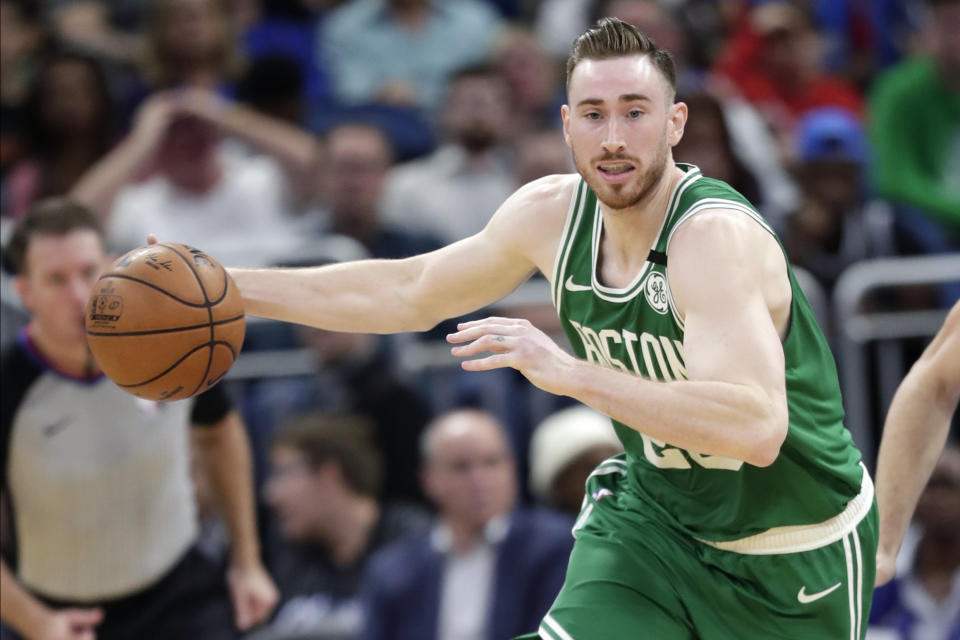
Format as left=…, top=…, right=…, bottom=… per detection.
left=569, top=323, right=743, bottom=472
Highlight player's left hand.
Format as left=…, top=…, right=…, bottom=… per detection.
left=227, top=562, right=279, bottom=630
left=448, top=316, right=577, bottom=396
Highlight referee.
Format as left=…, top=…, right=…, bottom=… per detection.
left=1, top=199, right=277, bottom=640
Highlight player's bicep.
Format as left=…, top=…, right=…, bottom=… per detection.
left=408, top=176, right=571, bottom=320
left=669, top=212, right=787, bottom=403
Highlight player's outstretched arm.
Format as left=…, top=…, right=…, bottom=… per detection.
left=874, top=300, right=960, bottom=585
left=449, top=210, right=790, bottom=468
left=228, top=175, right=574, bottom=334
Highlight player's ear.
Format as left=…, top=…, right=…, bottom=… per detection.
left=561, top=105, right=573, bottom=149
left=667, top=101, right=687, bottom=148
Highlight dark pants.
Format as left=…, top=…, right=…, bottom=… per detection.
left=26, top=546, right=237, bottom=640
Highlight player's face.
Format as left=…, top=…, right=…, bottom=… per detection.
left=562, top=55, right=686, bottom=211
left=423, top=420, right=516, bottom=528
left=16, top=230, right=106, bottom=347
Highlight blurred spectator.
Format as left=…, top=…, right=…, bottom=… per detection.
left=869, top=445, right=960, bottom=639
left=673, top=91, right=763, bottom=207
left=493, top=27, right=564, bottom=132
left=361, top=409, right=572, bottom=640
left=243, top=308, right=434, bottom=505
left=51, top=0, right=146, bottom=67
left=241, top=0, right=331, bottom=109
left=514, top=128, right=573, bottom=186
left=868, top=0, right=960, bottom=252
left=320, top=0, right=503, bottom=111
left=382, top=65, right=515, bottom=244
left=320, top=122, right=443, bottom=259
left=143, top=0, right=244, bottom=90
left=70, top=87, right=316, bottom=266
left=529, top=405, right=622, bottom=516
left=237, top=55, right=307, bottom=125
left=0, top=0, right=45, bottom=182
left=0, top=199, right=277, bottom=640
left=5, top=52, right=115, bottom=220
left=715, top=1, right=864, bottom=141
left=262, top=413, right=429, bottom=639
left=784, top=107, right=895, bottom=293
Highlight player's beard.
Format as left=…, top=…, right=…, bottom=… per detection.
left=572, top=135, right=671, bottom=211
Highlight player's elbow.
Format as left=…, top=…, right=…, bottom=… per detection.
left=747, top=408, right=788, bottom=468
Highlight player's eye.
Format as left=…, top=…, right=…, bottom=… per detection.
left=584, top=112, right=602, bottom=120
left=628, top=109, right=644, bottom=119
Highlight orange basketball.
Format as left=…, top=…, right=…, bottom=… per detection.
left=86, top=243, right=245, bottom=401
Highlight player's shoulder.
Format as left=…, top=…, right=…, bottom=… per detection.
left=670, top=206, right=773, bottom=258
left=509, top=174, right=580, bottom=215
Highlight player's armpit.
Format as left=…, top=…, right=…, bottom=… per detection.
left=667, top=209, right=789, bottom=463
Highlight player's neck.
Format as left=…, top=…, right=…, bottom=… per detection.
left=27, top=323, right=98, bottom=378
left=598, top=164, right=684, bottom=276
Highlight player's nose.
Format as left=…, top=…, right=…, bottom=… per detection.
left=601, top=119, right=626, bottom=154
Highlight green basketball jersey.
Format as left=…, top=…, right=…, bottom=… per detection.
left=551, top=164, right=864, bottom=543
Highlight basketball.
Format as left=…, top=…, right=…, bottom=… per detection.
left=85, top=243, right=246, bottom=401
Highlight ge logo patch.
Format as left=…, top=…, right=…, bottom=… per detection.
left=644, top=272, right=669, bottom=314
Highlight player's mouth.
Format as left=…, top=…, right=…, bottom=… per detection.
left=597, top=162, right=636, bottom=183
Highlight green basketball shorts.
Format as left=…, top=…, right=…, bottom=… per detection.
left=518, top=458, right=878, bottom=640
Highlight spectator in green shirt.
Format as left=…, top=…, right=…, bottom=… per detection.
left=868, top=0, right=960, bottom=250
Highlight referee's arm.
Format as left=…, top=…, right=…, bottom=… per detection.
left=191, top=408, right=279, bottom=629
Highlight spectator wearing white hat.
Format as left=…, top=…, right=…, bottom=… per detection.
left=529, top=406, right=623, bottom=516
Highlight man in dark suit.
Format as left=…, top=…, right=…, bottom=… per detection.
left=360, top=409, right=573, bottom=640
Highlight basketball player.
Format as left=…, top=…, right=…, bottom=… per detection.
left=218, top=19, right=875, bottom=638
left=874, top=300, right=960, bottom=587
left=0, top=200, right=277, bottom=640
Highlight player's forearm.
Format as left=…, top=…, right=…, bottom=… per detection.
left=229, top=259, right=439, bottom=334
left=564, top=360, right=787, bottom=467
left=875, top=367, right=954, bottom=558
left=0, top=560, right=50, bottom=638
left=193, top=413, right=262, bottom=569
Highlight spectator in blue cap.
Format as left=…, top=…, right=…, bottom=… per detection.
left=784, top=107, right=894, bottom=294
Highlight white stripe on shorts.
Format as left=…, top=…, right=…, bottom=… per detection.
left=544, top=614, right=576, bottom=640
left=843, top=533, right=856, bottom=640
left=853, top=528, right=863, bottom=639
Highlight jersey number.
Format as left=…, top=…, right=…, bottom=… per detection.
left=641, top=434, right=744, bottom=471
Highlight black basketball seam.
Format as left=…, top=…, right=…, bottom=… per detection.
left=85, top=314, right=244, bottom=337
left=95, top=274, right=212, bottom=308
left=161, top=244, right=215, bottom=397
left=115, top=340, right=237, bottom=390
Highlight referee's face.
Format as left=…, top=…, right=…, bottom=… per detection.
left=17, top=229, right=106, bottom=348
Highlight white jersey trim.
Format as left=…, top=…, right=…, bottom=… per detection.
left=696, top=463, right=873, bottom=555
left=663, top=198, right=776, bottom=330
left=589, top=169, right=701, bottom=303
left=552, top=180, right=588, bottom=316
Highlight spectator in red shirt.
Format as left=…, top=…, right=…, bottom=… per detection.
left=715, top=1, right=863, bottom=142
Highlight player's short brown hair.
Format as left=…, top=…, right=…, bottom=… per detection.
left=272, top=412, right=383, bottom=499
left=566, top=17, right=677, bottom=100
left=6, top=198, right=104, bottom=275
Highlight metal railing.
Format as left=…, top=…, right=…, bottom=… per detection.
left=833, top=254, right=960, bottom=469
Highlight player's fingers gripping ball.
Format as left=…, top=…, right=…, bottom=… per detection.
left=85, top=243, right=245, bottom=401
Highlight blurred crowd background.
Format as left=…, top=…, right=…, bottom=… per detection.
left=0, top=0, right=958, bottom=638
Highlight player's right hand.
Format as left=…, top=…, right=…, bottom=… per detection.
left=35, top=608, right=103, bottom=640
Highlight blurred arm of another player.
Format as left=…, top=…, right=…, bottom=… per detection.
left=191, top=410, right=279, bottom=630
left=449, top=209, right=791, bottom=468
left=226, top=174, right=575, bottom=333
left=874, top=301, right=960, bottom=586
left=0, top=559, right=103, bottom=640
